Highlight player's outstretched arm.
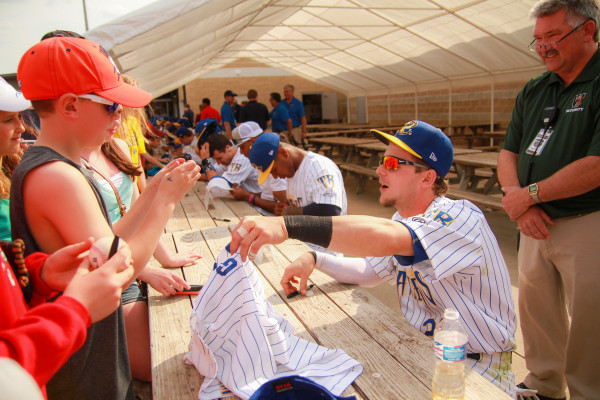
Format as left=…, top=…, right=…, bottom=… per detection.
left=232, top=215, right=415, bottom=262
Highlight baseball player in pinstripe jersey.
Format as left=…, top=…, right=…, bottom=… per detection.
left=232, top=121, right=518, bottom=397
left=248, top=132, right=347, bottom=217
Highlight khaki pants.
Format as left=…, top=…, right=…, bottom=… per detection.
left=519, top=210, right=600, bottom=400
left=291, top=126, right=303, bottom=144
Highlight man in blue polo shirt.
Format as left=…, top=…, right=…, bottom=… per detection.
left=221, top=89, right=237, bottom=139
left=269, top=92, right=292, bottom=143
left=283, top=84, right=307, bottom=147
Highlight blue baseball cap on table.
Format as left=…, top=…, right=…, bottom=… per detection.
left=249, top=132, right=280, bottom=185
left=371, top=120, right=453, bottom=177
left=249, top=376, right=356, bottom=400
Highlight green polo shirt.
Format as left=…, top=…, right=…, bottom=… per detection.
left=504, top=48, right=600, bottom=218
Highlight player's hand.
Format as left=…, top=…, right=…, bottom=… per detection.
left=160, top=251, right=201, bottom=268
left=230, top=184, right=251, bottom=201
left=501, top=186, right=534, bottom=220
left=139, top=267, right=190, bottom=296
left=199, top=142, right=210, bottom=160
left=281, top=252, right=315, bottom=296
left=40, top=237, right=94, bottom=291
left=274, top=201, right=289, bottom=216
left=231, top=216, right=289, bottom=261
left=282, top=205, right=302, bottom=216
left=63, top=246, right=134, bottom=322
left=517, top=206, right=553, bottom=240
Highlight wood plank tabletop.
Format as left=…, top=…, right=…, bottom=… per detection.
left=147, top=181, right=512, bottom=400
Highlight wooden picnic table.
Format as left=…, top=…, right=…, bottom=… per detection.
left=452, top=151, right=500, bottom=193
left=308, top=137, right=378, bottom=163
left=147, top=181, right=512, bottom=400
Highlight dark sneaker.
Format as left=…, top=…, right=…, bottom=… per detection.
left=516, top=382, right=566, bottom=400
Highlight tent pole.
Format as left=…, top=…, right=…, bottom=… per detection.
left=346, top=97, right=350, bottom=123
left=365, top=95, right=369, bottom=124
left=449, top=83, right=453, bottom=136
left=490, top=79, right=495, bottom=132
left=82, top=0, right=89, bottom=32
left=387, top=90, right=391, bottom=125
left=414, top=84, right=418, bottom=121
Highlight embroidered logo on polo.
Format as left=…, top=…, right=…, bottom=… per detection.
left=566, top=92, right=586, bottom=113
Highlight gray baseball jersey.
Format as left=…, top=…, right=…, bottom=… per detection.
left=222, top=149, right=261, bottom=194
left=185, top=244, right=363, bottom=399
left=287, top=152, right=347, bottom=215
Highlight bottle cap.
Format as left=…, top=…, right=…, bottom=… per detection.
left=444, top=308, right=459, bottom=320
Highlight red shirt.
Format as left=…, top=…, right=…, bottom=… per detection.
left=0, top=252, right=90, bottom=398
left=200, top=105, right=221, bottom=122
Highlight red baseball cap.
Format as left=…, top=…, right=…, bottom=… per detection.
left=17, top=37, right=151, bottom=108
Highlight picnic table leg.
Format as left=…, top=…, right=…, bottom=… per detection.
left=483, top=170, right=500, bottom=194
left=458, top=166, right=474, bottom=191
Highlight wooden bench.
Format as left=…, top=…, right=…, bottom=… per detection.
left=339, top=163, right=378, bottom=194
left=446, top=188, right=504, bottom=211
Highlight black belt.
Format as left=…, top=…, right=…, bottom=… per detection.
left=467, top=353, right=481, bottom=361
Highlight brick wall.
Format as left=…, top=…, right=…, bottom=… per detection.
left=349, top=80, right=527, bottom=130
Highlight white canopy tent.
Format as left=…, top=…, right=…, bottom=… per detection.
left=86, top=0, right=544, bottom=101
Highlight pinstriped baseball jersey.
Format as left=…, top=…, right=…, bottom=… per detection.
left=260, top=175, right=287, bottom=202
left=286, top=152, right=347, bottom=215
left=368, top=196, right=516, bottom=355
left=222, top=149, right=261, bottom=194
left=184, top=245, right=363, bottom=399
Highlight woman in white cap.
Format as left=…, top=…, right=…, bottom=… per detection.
left=0, top=77, right=32, bottom=240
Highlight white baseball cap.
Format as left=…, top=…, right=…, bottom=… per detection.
left=231, top=121, right=263, bottom=148
left=0, top=77, right=31, bottom=112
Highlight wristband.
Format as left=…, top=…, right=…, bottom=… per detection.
left=248, top=194, right=256, bottom=205
left=283, top=216, right=333, bottom=248
left=308, top=251, right=317, bottom=263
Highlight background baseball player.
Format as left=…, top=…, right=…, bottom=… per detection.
left=230, top=122, right=287, bottom=215
left=198, top=133, right=261, bottom=194
left=249, top=132, right=347, bottom=218
left=232, top=121, right=517, bottom=396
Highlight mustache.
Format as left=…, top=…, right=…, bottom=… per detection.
left=540, top=48, right=559, bottom=57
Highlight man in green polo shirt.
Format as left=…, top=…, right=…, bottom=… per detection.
left=498, top=1, right=600, bottom=399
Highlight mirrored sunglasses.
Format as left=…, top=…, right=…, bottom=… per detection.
left=78, top=94, right=120, bottom=115
left=379, top=155, right=429, bottom=170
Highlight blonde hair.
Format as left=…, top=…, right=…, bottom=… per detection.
left=116, top=75, right=150, bottom=144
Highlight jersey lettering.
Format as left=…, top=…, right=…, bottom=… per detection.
left=287, top=197, right=303, bottom=207
left=214, top=258, right=237, bottom=276
left=422, top=318, right=436, bottom=337
left=432, top=211, right=454, bottom=226
left=229, top=162, right=242, bottom=173
left=396, top=268, right=436, bottom=309
left=316, top=174, right=335, bottom=189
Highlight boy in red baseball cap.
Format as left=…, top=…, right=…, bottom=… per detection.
left=13, top=37, right=200, bottom=399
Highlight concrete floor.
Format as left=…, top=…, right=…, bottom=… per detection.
left=343, top=176, right=529, bottom=387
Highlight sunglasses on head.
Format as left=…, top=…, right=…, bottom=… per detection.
left=78, top=94, right=120, bottom=115
left=379, top=155, right=429, bottom=170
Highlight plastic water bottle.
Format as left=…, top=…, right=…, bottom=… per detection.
left=432, top=308, right=468, bottom=400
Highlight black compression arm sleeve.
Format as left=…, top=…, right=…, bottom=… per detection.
left=283, top=216, right=333, bottom=248
left=302, top=203, right=341, bottom=216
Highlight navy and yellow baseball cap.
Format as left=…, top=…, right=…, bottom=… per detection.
left=371, top=120, right=453, bottom=177
left=249, top=132, right=280, bottom=185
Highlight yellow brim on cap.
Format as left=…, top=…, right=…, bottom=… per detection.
left=257, top=162, right=274, bottom=185
left=371, top=129, right=422, bottom=160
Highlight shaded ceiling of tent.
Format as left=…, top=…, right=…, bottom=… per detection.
left=86, top=0, right=544, bottom=98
